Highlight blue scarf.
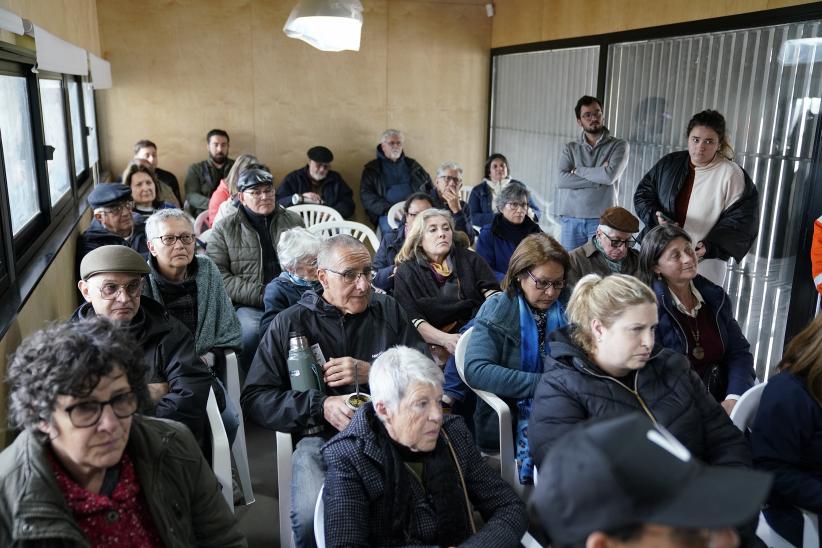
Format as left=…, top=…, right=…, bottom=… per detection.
left=515, top=293, right=566, bottom=484
left=282, top=271, right=316, bottom=288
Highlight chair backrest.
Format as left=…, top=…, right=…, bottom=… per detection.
left=290, top=204, right=343, bottom=228
left=308, top=221, right=380, bottom=254
left=314, top=483, right=326, bottom=548
left=459, top=184, right=473, bottom=203
left=386, top=201, right=404, bottom=230
left=454, top=326, right=473, bottom=381
left=729, top=382, right=767, bottom=431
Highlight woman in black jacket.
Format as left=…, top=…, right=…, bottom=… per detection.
left=528, top=273, right=750, bottom=470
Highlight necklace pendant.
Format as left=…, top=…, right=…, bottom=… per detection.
left=692, top=345, right=705, bottom=360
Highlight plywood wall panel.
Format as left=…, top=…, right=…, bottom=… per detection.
left=0, top=0, right=101, bottom=54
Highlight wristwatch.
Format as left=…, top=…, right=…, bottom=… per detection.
left=292, top=193, right=302, bottom=205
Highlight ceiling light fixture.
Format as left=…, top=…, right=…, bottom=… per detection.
left=283, top=0, right=363, bottom=52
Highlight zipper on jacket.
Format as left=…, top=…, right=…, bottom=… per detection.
left=575, top=360, right=659, bottom=425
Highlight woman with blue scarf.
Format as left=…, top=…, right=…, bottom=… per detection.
left=464, top=233, right=570, bottom=484
left=260, top=227, right=322, bottom=335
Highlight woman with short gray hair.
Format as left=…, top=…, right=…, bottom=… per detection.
left=260, top=227, right=322, bottom=334
left=321, top=346, right=527, bottom=547
left=476, top=180, right=543, bottom=281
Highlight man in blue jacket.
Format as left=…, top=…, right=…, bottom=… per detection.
left=277, top=146, right=355, bottom=219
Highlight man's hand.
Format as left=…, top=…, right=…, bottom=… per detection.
left=656, top=211, right=678, bottom=226
left=323, top=357, right=369, bottom=387
left=147, top=382, right=170, bottom=403
left=695, top=241, right=707, bottom=259
left=323, top=396, right=355, bottom=431
left=721, top=399, right=736, bottom=415
left=301, top=192, right=322, bottom=204
left=441, top=187, right=461, bottom=213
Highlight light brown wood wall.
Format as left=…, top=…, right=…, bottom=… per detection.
left=96, top=0, right=493, bottom=224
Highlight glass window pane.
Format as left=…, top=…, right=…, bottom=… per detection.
left=39, top=79, right=71, bottom=205
left=68, top=79, right=86, bottom=175
left=0, top=75, right=40, bottom=234
left=83, top=82, right=98, bottom=166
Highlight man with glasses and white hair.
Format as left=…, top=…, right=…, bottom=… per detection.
left=243, top=234, right=428, bottom=548
left=424, top=161, right=474, bottom=243
left=360, top=129, right=432, bottom=233
left=208, top=166, right=303, bottom=374
left=557, top=95, right=629, bottom=250
left=77, top=183, right=149, bottom=272
left=566, top=206, right=640, bottom=289
left=71, top=245, right=212, bottom=447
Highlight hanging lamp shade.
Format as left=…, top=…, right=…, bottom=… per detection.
left=283, top=0, right=363, bottom=52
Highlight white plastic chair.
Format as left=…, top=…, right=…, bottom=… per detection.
left=202, top=351, right=255, bottom=507
left=386, top=201, right=405, bottom=230
left=290, top=204, right=343, bottom=227
left=277, top=431, right=295, bottom=548
left=206, top=386, right=233, bottom=511
left=730, top=382, right=820, bottom=548
left=314, top=483, right=326, bottom=548
left=459, top=184, right=473, bottom=203
left=454, top=328, right=524, bottom=498
left=309, top=220, right=380, bottom=253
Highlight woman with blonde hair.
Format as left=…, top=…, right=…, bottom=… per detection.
left=528, top=273, right=749, bottom=470
left=751, top=315, right=822, bottom=546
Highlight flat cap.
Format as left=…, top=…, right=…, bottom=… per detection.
left=80, top=245, right=149, bottom=280
left=237, top=168, right=274, bottom=192
left=307, top=146, right=333, bottom=164
left=88, top=183, right=133, bottom=210
left=600, top=206, right=639, bottom=233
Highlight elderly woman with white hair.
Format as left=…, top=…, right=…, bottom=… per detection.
left=423, top=161, right=474, bottom=242
left=321, top=346, right=527, bottom=547
left=259, top=227, right=323, bottom=335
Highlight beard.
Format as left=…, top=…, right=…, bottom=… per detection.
left=210, top=152, right=227, bottom=164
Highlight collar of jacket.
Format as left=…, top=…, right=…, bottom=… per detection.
left=296, top=288, right=381, bottom=319
left=651, top=275, right=724, bottom=311
left=490, top=212, right=541, bottom=241
left=577, top=127, right=612, bottom=148
left=72, top=296, right=172, bottom=342
left=547, top=326, right=664, bottom=375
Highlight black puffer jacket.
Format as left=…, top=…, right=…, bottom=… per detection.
left=360, top=149, right=432, bottom=225
left=633, top=150, right=759, bottom=261
left=529, top=328, right=751, bottom=468
left=241, top=290, right=428, bottom=436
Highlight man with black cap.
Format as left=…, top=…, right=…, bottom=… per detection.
left=276, top=146, right=355, bottom=219
left=566, top=206, right=640, bottom=288
left=532, top=413, right=772, bottom=548
left=77, top=183, right=149, bottom=272
left=208, top=166, right=303, bottom=374
left=72, top=245, right=212, bottom=446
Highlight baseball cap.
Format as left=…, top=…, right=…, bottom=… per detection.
left=237, top=168, right=274, bottom=192
left=531, top=413, right=771, bottom=544
left=80, top=245, right=150, bottom=280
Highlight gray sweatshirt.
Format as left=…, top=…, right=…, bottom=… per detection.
left=555, top=128, right=629, bottom=218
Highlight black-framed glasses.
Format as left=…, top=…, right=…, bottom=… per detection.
left=580, top=110, right=603, bottom=119
left=599, top=231, right=636, bottom=249
left=323, top=267, right=376, bottom=284
left=98, top=280, right=142, bottom=300
left=101, top=201, right=134, bottom=215
left=63, top=392, right=139, bottom=428
left=154, top=233, right=195, bottom=246
left=527, top=271, right=565, bottom=291
left=505, top=201, right=528, bottom=211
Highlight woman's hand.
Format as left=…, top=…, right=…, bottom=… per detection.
left=695, top=241, right=707, bottom=259
left=440, top=332, right=461, bottom=354
left=721, top=399, right=737, bottom=415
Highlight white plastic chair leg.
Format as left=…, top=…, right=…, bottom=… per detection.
left=207, top=387, right=233, bottom=511
left=277, top=431, right=295, bottom=548
left=224, top=352, right=255, bottom=505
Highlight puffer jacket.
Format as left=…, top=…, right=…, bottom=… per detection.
left=653, top=276, right=755, bottom=397
left=0, top=416, right=246, bottom=547
left=633, top=150, right=759, bottom=261
left=207, top=205, right=303, bottom=308
left=241, top=290, right=428, bottom=436
left=321, top=404, right=527, bottom=547
left=360, top=150, right=432, bottom=225
left=259, top=272, right=321, bottom=335
left=528, top=328, right=751, bottom=468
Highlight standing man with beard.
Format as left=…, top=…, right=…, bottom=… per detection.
left=556, top=96, right=629, bottom=250
left=360, top=129, right=432, bottom=233
left=184, top=129, right=235, bottom=217
left=277, top=146, right=355, bottom=219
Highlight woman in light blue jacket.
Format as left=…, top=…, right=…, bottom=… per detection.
left=464, top=233, right=569, bottom=484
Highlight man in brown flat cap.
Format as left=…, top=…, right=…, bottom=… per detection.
left=566, top=206, right=640, bottom=288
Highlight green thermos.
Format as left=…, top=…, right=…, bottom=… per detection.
left=286, top=332, right=325, bottom=394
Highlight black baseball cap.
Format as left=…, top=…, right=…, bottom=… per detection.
left=531, top=414, right=771, bottom=544
left=237, top=168, right=274, bottom=192
left=307, top=146, right=333, bottom=164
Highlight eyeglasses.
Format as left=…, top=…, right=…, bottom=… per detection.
left=97, top=280, right=142, bottom=300
left=323, top=267, right=376, bottom=284
left=154, top=233, right=195, bottom=246
left=439, top=175, right=462, bottom=183
left=580, top=110, right=603, bottom=119
left=101, top=201, right=134, bottom=215
left=599, top=231, right=636, bottom=249
left=505, top=202, right=528, bottom=211
left=63, top=391, right=139, bottom=428
left=527, top=271, right=565, bottom=291
left=244, top=187, right=275, bottom=198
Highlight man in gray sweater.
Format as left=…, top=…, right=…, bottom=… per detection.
left=556, top=95, right=629, bottom=250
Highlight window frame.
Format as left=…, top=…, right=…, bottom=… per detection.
left=36, top=71, right=75, bottom=220
left=65, top=74, right=92, bottom=191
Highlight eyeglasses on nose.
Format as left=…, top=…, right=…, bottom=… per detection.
left=98, top=280, right=142, bottom=300
left=101, top=201, right=134, bottom=215
left=527, top=271, right=565, bottom=291
left=581, top=111, right=603, bottom=119
left=323, top=267, right=376, bottom=284
left=505, top=202, right=528, bottom=211
left=63, top=392, right=139, bottom=428
left=599, top=232, right=636, bottom=249
left=244, top=187, right=275, bottom=198
left=154, top=233, right=195, bottom=246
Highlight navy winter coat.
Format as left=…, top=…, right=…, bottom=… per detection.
left=372, top=226, right=406, bottom=293
left=276, top=166, right=355, bottom=219
left=652, top=276, right=755, bottom=397
left=260, top=272, right=320, bottom=334
left=467, top=179, right=540, bottom=228
left=475, top=214, right=542, bottom=281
